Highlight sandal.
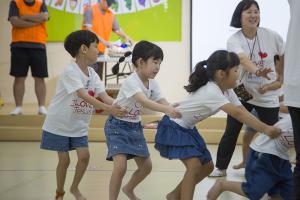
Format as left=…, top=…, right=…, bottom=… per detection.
left=55, top=190, right=65, bottom=200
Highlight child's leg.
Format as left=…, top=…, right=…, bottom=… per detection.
left=110, top=154, right=128, bottom=200
left=207, top=180, right=246, bottom=200
left=233, top=131, right=256, bottom=169
left=122, top=156, right=152, bottom=200
left=70, top=147, right=90, bottom=200
left=167, top=160, right=214, bottom=200
left=56, top=152, right=70, bottom=200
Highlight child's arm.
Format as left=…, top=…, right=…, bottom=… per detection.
left=220, top=103, right=281, bottom=138
left=77, top=89, right=126, bottom=117
left=133, top=93, right=181, bottom=118
left=97, top=92, right=114, bottom=105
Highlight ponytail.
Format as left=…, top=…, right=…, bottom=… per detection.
left=184, top=60, right=209, bottom=93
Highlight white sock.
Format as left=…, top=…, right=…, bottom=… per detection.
left=10, top=106, right=23, bottom=115
left=38, top=106, right=47, bottom=115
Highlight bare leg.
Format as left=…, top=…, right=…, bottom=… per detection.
left=56, top=152, right=70, bottom=200
left=122, top=156, right=152, bottom=200
left=13, top=77, right=26, bottom=107
left=70, top=147, right=89, bottom=200
left=207, top=179, right=246, bottom=200
left=233, top=132, right=256, bottom=169
left=34, top=77, right=46, bottom=107
left=109, top=154, right=127, bottom=200
left=167, top=161, right=214, bottom=200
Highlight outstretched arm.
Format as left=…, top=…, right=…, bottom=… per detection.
left=133, top=93, right=181, bottom=118
left=114, top=28, right=134, bottom=46
left=220, top=103, right=281, bottom=138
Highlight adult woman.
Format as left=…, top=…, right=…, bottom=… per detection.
left=210, top=0, right=284, bottom=177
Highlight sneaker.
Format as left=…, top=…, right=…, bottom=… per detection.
left=9, top=107, right=23, bottom=115
left=209, top=168, right=227, bottom=177
left=38, top=106, right=47, bottom=115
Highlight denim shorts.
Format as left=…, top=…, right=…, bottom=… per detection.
left=242, top=149, right=293, bottom=200
left=104, top=116, right=150, bottom=161
left=40, top=130, right=88, bottom=152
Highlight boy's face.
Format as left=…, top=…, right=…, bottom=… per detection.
left=82, top=41, right=99, bottom=65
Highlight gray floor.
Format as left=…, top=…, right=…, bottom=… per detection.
left=0, top=142, right=253, bottom=200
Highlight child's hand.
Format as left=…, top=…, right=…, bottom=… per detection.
left=107, top=105, right=127, bottom=117
left=165, top=106, right=181, bottom=119
left=264, top=125, right=281, bottom=138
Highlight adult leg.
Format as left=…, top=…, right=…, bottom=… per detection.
left=56, top=152, right=70, bottom=200
left=34, top=77, right=46, bottom=107
left=13, top=77, right=26, bottom=107
left=122, top=156, right=152, bottom=200
left=70, top=147, right=90, bottom=200
left=110, top=154, right=127, bottom=200
left=288, top=107, right=300, bottom=199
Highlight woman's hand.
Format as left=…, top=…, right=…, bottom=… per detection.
left=255, top=68, right=273, bottom=80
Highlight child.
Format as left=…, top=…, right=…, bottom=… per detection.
left=207, top=115, right=294, bottom=200
left=104, top=40, right=181, bottom=200
left=154, top=50, right=281, bottom=200
left=40, top=30, right=126, bottom=200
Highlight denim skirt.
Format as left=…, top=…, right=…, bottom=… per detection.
left=155, top=115, right=212, bottom=165
left=104, top=116, right=150, bottom=161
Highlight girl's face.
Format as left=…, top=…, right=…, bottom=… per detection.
left=138, top=57, right=162, bottom=79
left=222, top=66, right=239, bottom=89
left=84, top=42, right=99, bottom=65
left=241, top=4, right=260, bottom=30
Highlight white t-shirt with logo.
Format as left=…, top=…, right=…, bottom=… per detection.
left=250, top=115, right=294, bottom=160
left=114, top=72, right=163, bottom=123
left=227, top=27, right=285, bottom=108
left=284, top=0, right=300, bottom=108
left=173, top=82, right=242, bottom=129
left=43, top=62, right=105, bottom=137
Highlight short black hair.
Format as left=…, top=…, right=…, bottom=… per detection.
left=131, top=40, right=163, bottom=67
left=64, top=30, right=99, bottom=58
left=230, top=0, right=260, bottom=28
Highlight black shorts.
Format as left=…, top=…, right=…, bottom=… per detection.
left=10, top=47, right=48, bottom=78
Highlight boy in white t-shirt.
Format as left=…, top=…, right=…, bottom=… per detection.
left=207, top=115, right=294, bottom=200
left=40, top=30, right=126, bottom=200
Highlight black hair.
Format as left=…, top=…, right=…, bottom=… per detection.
left=230, top=0, right=260, bottom=28
left=131, top=40, right=163, bottom=67
left=64, top=30, right=99, bottom=58
left=184, top=50, right=240, bottom=93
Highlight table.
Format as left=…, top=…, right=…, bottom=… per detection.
left=97, top=55, right=133, bottom=85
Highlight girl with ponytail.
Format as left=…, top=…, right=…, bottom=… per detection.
left=154, top=50, right=281, bottom=200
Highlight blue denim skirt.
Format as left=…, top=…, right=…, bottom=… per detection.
left=155, top=115, right=212, bottom=165
left=104, top=116, right=150, bottom=161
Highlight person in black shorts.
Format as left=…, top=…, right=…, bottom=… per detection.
left=8, top=0, right=49, bottom=115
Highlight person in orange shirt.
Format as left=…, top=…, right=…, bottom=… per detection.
left=82, top=0, right=133, bottom=80
left=8, top=0, right=49, bottom=115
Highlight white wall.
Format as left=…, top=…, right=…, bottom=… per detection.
left=0, top=0, right=190, bottom=105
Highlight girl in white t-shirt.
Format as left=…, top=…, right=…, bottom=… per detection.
left=154, top=50, right=281, bottom=200
left=40, top=30, right=126, bottom=200
left=104, top=40, right=181, bottom=200
left=207, top=115, right=294, bottom=200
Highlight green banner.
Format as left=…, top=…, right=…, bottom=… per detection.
left=46, top=0, right=181, bottom=42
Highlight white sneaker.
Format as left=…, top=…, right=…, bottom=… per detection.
left=38, top=106, right=47, bottom=115
left=9, top=107, right=23, bottom=115
left=209, top=168, right=227, bottom=177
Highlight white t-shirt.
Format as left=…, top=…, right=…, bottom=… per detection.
left=250, top=115, right=294, bottom=160
left=114, top=72, right=163, bottom=123
left=43, top=62, right=105, bottom=137
left=284, top=0, right=300, bottom=108
left=227, top=27, right=285, bottom=108
left=173, top=82, right=242, bottom=129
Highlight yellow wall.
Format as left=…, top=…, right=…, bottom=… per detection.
left=0, top=0, right=190, bottom=105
